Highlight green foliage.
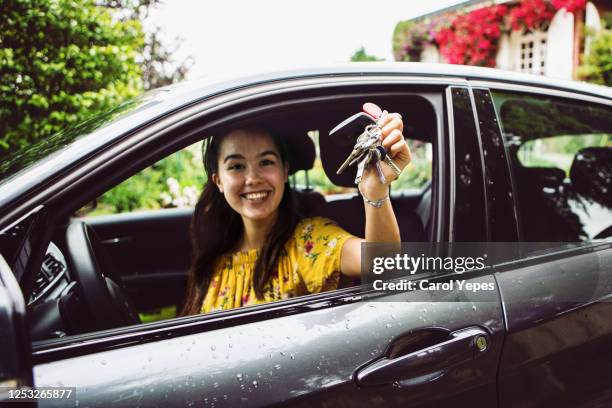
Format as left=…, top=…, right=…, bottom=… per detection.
left=392, top=20, right=415, bottom=60
left=0, top=0, right=144, bottom=155
left=518, top=134, right=610, bottom=174
left=578, top=17, right=612, bottom=86
left=89, top=142, right=206, bottom=215
left=350, top=46, right=384, bottom=62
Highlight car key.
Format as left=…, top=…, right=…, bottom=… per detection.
left=354, top=154, right=368, bottom=184
left=336, top=130, right=370, bottom=174
left=372, top=147, right=387, bottom=184
left=329, top=112, right=377, bottom=147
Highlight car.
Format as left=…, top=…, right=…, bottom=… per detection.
left=0, top=63, right=611, bottom=407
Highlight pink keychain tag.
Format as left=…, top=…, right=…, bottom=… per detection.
left=362, top=102, right=383, bottom=120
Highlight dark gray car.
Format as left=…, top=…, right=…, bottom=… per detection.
left=0, top=63, right=611, bottom=407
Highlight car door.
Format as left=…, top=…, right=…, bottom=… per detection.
left=0, top=252, right=33, bottom=402
left=474, top=86, right=612, bottom=407
left=27, top=76, right=507, bottom=407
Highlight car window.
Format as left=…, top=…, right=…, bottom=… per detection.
left=52, top=94, right=439, bottom=341
left=491, top=91, right=612, bottom=242
left=79, top=141, right=205, bottom=216
left=292, top=130, right=432, bottom=196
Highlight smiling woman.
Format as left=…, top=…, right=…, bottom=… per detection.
left=182, top=117, right=411, bottom=315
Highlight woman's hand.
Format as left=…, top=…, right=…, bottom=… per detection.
left=359, top=111, right=412, bottom=199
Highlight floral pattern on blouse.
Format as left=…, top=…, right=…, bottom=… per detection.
left=200, top=217, right=354, bottom=313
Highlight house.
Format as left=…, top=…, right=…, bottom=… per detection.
left=393, top=0, right=611, bottom=80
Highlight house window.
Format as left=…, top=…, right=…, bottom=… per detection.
left=515, top=30, right=547, bottom=75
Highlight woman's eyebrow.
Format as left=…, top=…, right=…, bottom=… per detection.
left=258, top=150, right=279, bottom=158
left=223, top=150, right=278, bottom=163
left=223, top=153, right=245, bottom=163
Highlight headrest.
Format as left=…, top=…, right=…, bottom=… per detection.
left=319, top=126, right=360, bottom=187
left=569, top=147, right=612, bottom=207
left=284, top=132, right=315, bottom=174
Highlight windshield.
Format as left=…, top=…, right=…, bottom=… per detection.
left=0, top=90, right=165, bottom=185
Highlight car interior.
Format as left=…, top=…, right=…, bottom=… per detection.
left=24, top=91, right=440, bottom=342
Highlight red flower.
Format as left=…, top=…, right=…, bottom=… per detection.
left=304, top=241, right=314, bottom=254
left=478, top=39, right=491, bottom=49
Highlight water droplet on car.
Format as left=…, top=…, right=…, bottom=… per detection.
left=252, top=380, right=258, bottom=388
left=472, top=305, right=477, bottom=311
left=101, top=360, right=107, bottom=366
left=213, top=382, right=219, bottom=388
left=274, top=364, right=281, bottom=370
left=236, top=373, right=243, bottom=381
left=385, top=323, right=392, bottom=328
left=290, top=353, right=295, bottom=360
left=211, top=345, right=216, bottom=351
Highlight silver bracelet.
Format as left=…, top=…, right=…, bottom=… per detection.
left=358, top=185, right=389, bottom=208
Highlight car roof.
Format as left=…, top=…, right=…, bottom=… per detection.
left=160, top=62, right=612, bottom=102
left=0, top=63, right=610, bottom=217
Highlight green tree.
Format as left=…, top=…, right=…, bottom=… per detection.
left=350, top=46, right=384, bottom=62
left=0, top=0, right=144, bottom=155
left=100, top=0, right=194, bottom=90
left=578, top=15, right=612, bottom=87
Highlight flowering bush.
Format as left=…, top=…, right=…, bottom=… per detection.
left=509, top=0, right=556, bottom=31
left=436, top=5, right=507, bottom=67
left=394, top=17, right=448, bottom=61
left=551, top=0, right=586, bottom=13
left=394, top=0, right=589, bottom=67
left=509, top=0, right=585, bottom=32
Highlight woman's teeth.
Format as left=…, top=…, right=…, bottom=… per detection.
left=243, top=192, right=270, bottom=201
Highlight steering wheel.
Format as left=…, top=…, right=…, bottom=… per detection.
left=66, top=221, right=140, bottom=330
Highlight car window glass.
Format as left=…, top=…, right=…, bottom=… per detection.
left=491, top=91, right=612, bottom=242
left=292, top=131, right=432, bottom=196
left=78, top=141, right=205, bottom=216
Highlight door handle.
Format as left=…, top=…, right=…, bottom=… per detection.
left=355, top=326, right=490, bottom=387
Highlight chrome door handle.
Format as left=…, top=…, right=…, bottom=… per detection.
left=355, top=326, right=490, bottom=387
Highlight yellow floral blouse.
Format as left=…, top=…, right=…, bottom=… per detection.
left=201, top=217, right=354, bottom=313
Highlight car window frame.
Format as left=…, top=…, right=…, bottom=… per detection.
left=469, top=81, right=612, bottom=265
left=24, top=77, right=459, bottom=364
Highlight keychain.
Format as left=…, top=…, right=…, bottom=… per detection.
left=329, top=103, right=401, bottom=185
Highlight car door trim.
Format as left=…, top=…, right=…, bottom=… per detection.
left=467, top=80, right=612, bottom=107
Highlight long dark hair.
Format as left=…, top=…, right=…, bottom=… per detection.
left=181, top=128, right=302, bottom=316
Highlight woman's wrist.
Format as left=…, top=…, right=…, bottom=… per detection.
left=358, top=184, right=389, bottom=208
left=359, top=177, right=390, bottom=201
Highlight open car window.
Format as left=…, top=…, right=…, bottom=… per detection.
left=30, top=91, right=439, bottom=343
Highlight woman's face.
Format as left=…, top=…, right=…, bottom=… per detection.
left=212, top=129, right=288, bottom=224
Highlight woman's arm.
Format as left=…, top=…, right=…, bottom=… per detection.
left=340, top=112, right=411, bottom=277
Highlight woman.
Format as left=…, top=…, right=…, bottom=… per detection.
left=181, top=111, right=411, bottom=315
